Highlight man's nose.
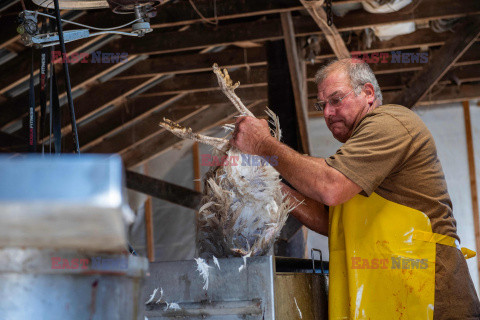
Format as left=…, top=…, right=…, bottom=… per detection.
left=323, top=104, right=335, bottom=118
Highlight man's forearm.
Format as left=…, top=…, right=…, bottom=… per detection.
left=259, top=137, right=335, bottom=205
left=282, top=184, right=329, bottom=236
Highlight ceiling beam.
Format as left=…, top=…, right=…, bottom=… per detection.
left=391, top=16, right=480, bottom=108
left=0, top=131, right=28, bottom=152
left=82, top=0, right=307, bottom=30
left=87, top=79, right=480, bottom=166
left=115, top=30, right=473, bottom=81
left=74, top=93, right=188, bottom=152
left=85, top=79, right=480, bottom=169
left=54, top=62, right=480, bottom=153
left=113, top=47, right=266, bottom=80
left=3, top=20, right=477, bottom=129
left=0, top=53, right=145, bottom=131
left=4, top=14, right=480, bottom=136
left=0, top=33, right=109, bottom=96
left=40, top=76, right=163, bottom=142
left=1, top=0, right=478, bottom=95
left=105, top=0, right=480, bottom=56
left=121, top=101, right=267, bottom=169
left=21, top=57, right=480, bottom=150
left=84, top=86, right=268, bottom=154
left=12, top=40, right=480, bottom=140
left=126, top=63, right=480, bottom=96
left=300, top=0, right=350, bottom=59
left=125, top=170, right=202, bottom=210
left=141, top=66, right=268, bottom=96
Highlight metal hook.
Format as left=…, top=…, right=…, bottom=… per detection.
left=311, top=248, right=324, bottom=274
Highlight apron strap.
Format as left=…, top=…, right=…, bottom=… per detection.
left=412, top=230, right=476, bottom=259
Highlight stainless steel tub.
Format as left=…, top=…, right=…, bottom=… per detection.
left=145, top=255, right=328, bottom=320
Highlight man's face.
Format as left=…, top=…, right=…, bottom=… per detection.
left=317, top=70, right=369, bottom=143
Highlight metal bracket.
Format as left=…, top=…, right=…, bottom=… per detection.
left=311, top=248, right=324, bottom=274
left=17, top=5, right=153, bottom=48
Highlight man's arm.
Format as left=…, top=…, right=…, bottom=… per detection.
left=282, top=183, right=329, bottom=236
left=230, top=117, right=361, bottom=206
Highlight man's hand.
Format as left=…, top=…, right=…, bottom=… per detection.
left=229, top=116, right=274, bottom=155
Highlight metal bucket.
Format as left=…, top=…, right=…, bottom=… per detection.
left=0, top=248, right=148, bottom=320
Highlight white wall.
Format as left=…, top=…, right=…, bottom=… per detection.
left=307, top=101, right=480, bottom=294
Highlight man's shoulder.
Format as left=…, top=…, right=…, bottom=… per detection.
left=370, top=104, right=419, bottom=121
left=361, top=104, right=429, bottom=137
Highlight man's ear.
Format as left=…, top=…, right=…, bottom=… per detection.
left=363, top=83, right=375, bottom=104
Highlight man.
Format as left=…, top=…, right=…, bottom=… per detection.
left=230, top=59, right=480, bottom=319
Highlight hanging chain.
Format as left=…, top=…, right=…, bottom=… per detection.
left=325, top=0, right=333, bottom=26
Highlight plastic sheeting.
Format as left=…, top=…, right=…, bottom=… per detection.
left=362, top=0, right=412, bottom=14
left=128, top=128, right=227, bottom=261
left=372, top=22, right=416, bottom=41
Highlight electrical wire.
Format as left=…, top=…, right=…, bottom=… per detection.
left=24, top=10, right=142, bottom=31
left=188, top=0, right=218, bottom=25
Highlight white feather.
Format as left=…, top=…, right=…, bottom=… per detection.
left=164, top=302, right=182, bottom=311
left=213, top=256, right=221, bottom=270
left=194, top=257, right=212, bottom=290
left=145, top=288, right=158, bottom=305
left=155, top=288, right=164, bottom=304
left=294, top=297, right=302, bottom=319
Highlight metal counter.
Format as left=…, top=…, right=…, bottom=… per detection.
left=0, top=155, right=148, bottom=319
left=0, top=248, right=148, bottom=320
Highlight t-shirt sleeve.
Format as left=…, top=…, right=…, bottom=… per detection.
left=325, top=113, right=412, bottom=196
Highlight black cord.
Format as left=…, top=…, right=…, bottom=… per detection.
left=52, top=0, right=80, bottom=154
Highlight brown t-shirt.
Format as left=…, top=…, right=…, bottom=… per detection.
left=325, top=104, right=480, bottom=319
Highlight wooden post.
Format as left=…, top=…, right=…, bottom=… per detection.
left=280, top=11, right=311, bottom=155
left=144, top=164, right=155, bottom=262
left=192, top=142, right=202, bottom=256
left=462, top=100, right=480, bottom=286
left=192, top=142, right=202, bottom=192
left=266, top=39, right=308, bottom=257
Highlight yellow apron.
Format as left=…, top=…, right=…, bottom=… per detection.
left=328, top=192, right=475, bottom=320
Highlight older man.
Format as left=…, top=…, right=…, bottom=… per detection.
left=230, top=59, right=480, bottom=319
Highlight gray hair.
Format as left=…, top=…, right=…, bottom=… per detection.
left=314, top=59, right=383, bottom=104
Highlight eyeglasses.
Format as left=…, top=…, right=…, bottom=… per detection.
left=314, top=88, right=356, bottom=112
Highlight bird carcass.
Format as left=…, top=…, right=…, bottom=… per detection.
left=159, top=64, right=294, bottom=258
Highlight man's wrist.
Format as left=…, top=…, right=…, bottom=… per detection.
left=256, top=136, right=279, bottom=157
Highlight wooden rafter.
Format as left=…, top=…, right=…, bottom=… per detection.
left=85, top=87, right=268, bottom=155
left=77, top=93, right=187, bottom=152
left=300, top=0, right=350, bottom=59
left=11, top=37, right=480, bottom=144
left=106, top=0, right=480, bottom=57
left=125, top=170, right=202, bottom=210
left=1, top=0, right=479, bottom=130
left=391, top=16, right=480, bottom=108
left=33, top=63, right=480, bottom=154
left=121, top=101, right=266, bottom=168
left=0, top=53, right=144, bottom=131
